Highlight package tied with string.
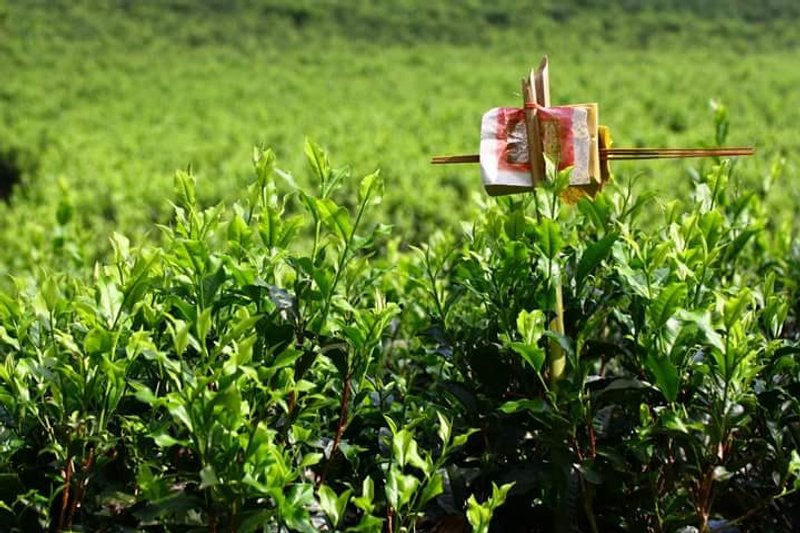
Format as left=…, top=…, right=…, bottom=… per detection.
left=479, top=104, right=610, bottom=197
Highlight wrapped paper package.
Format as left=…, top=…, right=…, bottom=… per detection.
left=479, top=104, right=601, bottom=196
left=479, top=107, right=531, bottom=196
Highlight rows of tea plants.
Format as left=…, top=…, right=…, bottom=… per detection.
left=3, top=0, right=800, bottom=281
left=1, top=141, right=799, bottom=531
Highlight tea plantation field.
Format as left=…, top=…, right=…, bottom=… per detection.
left=2, top=1, right=800, bottom=270
left=1, top=1, right=800, bottom=531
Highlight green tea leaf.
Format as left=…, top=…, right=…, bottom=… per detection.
left=196, top=306, right=212, bottom=348
left=152, top=431, right=186, bottom=448
left=199, top=464, right=218, bottom=489
left=273, top=348, right=304, bottom=369
left=467, top=482, right=514, bottom=533
left=517, top=309, right=546, bottom=345
left=535, top=219, right=564, bottom=260
left=318, top=485, right=341, bottom=526
left=297, top=452, right=322, bottom=468
left=385, top=465, right=419, bottom=509
left=645, top=353, right=679, bottom=402
left=392, top=429, right=427, bottom=472
left=352, top=476, right=375, bottom=514
left=436, top=411, right=452, bottom=446
left=650, top=283, right=687, bottom=330
left=315, top=198, right=352, bottom=242
left=577, top=232, right=618, bottom=284
left=723, top=289, right=752, bottom=329
left=305, top=138, right=330, bottom=185
left=83, top=327, right=114, bottom=356
left=282, top=484, right=316, bottom=533
left=504, top=208, right=526, bottom=240
left=418, top=473, right=444, bottom=506
left=167, top=402, right=194, bottom=432
left=498, top=398, right=549, bottom=414
left=358, top=171, right=383, bottom=207
left=508, top=341, right=546, bottom=372
left=789, top=450, right=800, bottom=489
left=174, top=169, right=196, bottom=208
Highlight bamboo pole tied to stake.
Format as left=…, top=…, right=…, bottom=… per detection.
left=431, top=56, right=754, bottom=383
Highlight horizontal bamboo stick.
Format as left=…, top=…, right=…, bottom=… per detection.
left=431, top=154, right=480, bottom=164
left=431, top=147, right=754, bottom=165
left=604, top=147, right=754, bottom=159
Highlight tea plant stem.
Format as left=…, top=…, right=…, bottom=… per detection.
left=693, top=240, right=709, bottom=306
left=66, top=446, right=95, bottom=529
left=424, top=246, right=448, bottom=327
left=587, top=418, right=597, bottom=458
left=319, top=372, right=352, bottom=487
left=57, top=455, right=74, bottom=531
left=532, top=370, right=557, bottom=411
left=694, top=465, right=715, bottom=532
left=580, top=477, right=600, bottom=533
left=311, top=216, right=322, bottom=268
left=318, top=185, right=370, bottom=331
left=111, top=253, right=159, bottom=330
left=227, top=503, right=236, bottom=532
left=724, top=486, right=798, bottom=529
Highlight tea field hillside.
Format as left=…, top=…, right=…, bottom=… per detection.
left=2, top=1, right=800, bottom=531
left=2, top=0, right=800, bottom=273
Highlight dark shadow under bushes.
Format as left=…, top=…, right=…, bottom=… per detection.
left=0, top=147, right=35, bottom=202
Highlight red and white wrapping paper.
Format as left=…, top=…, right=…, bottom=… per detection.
left=479, top=106, right=592, bottom=193
left=479, top=107, right=532, bottom=193
left=538, top=105, right=591, bottom=184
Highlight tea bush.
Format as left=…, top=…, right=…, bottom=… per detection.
left=407, top=163, right=800, bottom=531
left=0, top=143, right=502, bottom=531
left=1, top=142, right=799, bottom=531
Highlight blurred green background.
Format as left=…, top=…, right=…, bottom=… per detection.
left=1, top=0, right=799, bottom=276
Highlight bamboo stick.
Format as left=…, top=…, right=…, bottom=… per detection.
left=431, top=147, right=754, bottom=165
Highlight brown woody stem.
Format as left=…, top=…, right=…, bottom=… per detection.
left=319, top=374, right=352, bottom=486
